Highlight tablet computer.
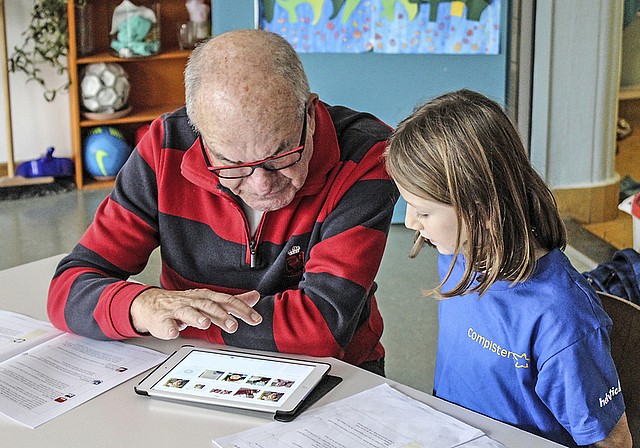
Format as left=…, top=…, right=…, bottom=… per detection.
left=134, top=346, right=331, bottom=419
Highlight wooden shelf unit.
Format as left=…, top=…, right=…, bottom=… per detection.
left=67, top=0, right=208, bottom=189
left=619, top=85, right=640, bottom=101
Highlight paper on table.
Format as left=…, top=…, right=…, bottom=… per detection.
left=214, top=383, right=487, bottom=448
left=458, top=435, right=507, bottom=448
left=0, top=310, right=64, bottom=363
left=0, top=311, right=167, bottom=428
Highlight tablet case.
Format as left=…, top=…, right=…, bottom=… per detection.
left=134, top=345, right=340, bottom=423
left=274, top=374, right=342, bottom=422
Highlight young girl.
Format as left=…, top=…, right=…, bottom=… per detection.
left=385, top=90, right=632, bottom=447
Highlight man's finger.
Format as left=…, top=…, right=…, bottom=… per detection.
left=172, top=305, right=212, bottom=330
left=150, top=316, right=182, bottom=340
left=194, top=290, right=262, bottom=326
left=236, top=290, right=261, bottom=307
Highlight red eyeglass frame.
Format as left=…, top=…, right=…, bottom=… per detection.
left=200, top=113, right=307, bottom=179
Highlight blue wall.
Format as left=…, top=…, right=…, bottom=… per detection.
left=212, top=0, right=510, bottom=221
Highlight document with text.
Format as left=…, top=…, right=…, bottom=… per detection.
left=214, top=383, right=506, bottom=448
left=0, top=310, right=167, bottom=428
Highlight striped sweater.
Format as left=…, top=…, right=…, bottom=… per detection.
left=48, top=102, right=398, bottom=365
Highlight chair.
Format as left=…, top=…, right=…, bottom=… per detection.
left=598, top=291, right=640, bottom=446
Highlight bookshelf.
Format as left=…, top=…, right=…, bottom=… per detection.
left=67, top=0, right=208, bottom=189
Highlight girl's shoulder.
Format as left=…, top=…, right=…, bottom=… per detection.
left=511, top=248, right=611, bottom=328
left=439, top=249, right=611, bottom=329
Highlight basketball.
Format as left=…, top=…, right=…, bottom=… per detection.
left=83, top=127, right=132, bottom=179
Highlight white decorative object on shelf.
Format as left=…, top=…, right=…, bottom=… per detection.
left=178, top=0, right=210, bottom=49
left=110, top=0, right=161, bottom=58
left=79, top=62, right=131, bottom=115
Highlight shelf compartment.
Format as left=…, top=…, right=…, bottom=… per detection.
left=79, top=104, right=185, bottom=127
left=67, top=0, right=207, bottom=189
left=76, top=49, right=192, bottom=65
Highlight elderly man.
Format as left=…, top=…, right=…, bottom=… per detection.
left=48, top=29, right=398, bottom=375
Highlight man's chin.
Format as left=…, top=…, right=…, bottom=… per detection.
left=245, top=193, right=294, bottom=212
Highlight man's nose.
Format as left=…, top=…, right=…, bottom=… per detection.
left=247, top=167, right=277, bottom=192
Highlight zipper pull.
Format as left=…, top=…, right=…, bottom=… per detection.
left=250, top=240, right=257, bottom=268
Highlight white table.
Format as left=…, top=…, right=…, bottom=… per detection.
left=0, top=255, right=564, bottom=447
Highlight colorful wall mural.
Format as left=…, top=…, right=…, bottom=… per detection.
left=259, top=0, right=501, bottom=54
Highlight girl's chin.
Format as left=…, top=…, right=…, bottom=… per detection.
left=424, top=238, right=436, bottom=249
left=434, top=244, right=457, bottom=256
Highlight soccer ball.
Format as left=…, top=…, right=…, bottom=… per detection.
left=83, top=126, right=132, bottom=179
left=80, top=63, right=130, bottom=113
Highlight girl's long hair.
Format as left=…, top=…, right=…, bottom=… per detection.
left=386, top=89, right=566, bottom=298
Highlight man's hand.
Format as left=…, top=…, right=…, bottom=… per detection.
left=130, top=288, right=263, bottom=340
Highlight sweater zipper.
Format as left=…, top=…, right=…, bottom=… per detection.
left=219, top=188, right=264, bottom=269
left=246, top=213, right=266, bottom=268
left=249, top=239, right=257, bottom=268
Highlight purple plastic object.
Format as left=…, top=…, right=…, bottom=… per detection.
left=15, top=147, right=75, bottom=178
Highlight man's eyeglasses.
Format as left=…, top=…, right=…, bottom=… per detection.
left=201, top=113, right=307, bottom=179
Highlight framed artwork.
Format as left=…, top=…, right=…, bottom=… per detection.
left=259, top=0, right=501, bottom=54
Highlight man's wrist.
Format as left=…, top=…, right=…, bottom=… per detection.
left=129, top=287, right=157, bottom=335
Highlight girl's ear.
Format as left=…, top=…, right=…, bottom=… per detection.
left=473, top=203, right=491, bottom=229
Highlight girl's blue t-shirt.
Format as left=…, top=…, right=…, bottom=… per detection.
left=434, top=248, right=625, bottom=447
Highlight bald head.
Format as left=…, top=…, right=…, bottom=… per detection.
left=185, top=29, right=310, bottom=134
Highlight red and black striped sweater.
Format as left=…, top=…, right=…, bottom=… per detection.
left=48, top=102, right=399, bottom=366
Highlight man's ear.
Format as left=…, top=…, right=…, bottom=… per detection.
left=307, top=94, right=320, bottom=135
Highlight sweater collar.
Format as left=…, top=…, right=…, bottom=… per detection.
left=181, top=102, right=339, bottom=196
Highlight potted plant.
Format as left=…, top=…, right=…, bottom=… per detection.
left=8, top=0, right=87, bottom=102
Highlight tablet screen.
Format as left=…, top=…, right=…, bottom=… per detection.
left=149, top=349, right=318, bottom=409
